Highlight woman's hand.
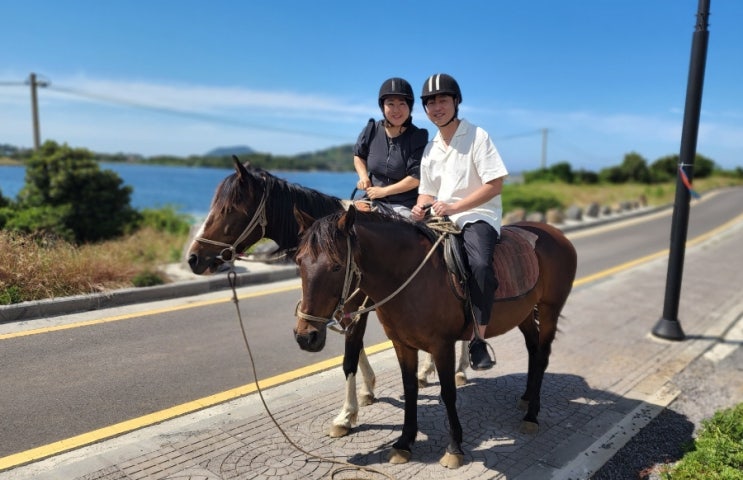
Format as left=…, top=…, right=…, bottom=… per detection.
left=365, top=186, right=388, bottom=200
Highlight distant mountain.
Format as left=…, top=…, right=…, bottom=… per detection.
left=205, top=145, right=255, bottom=157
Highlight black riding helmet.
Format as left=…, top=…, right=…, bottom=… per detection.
left=378, top=77, right=414, bottom=110
left=420, top=73, right=462, bottom=104
left=420, top=73, right=461, bottom=126
left=378, top=77, right=414, bottom=127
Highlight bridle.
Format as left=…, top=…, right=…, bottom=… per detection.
left=295, top=235, right=364, bottom=333
left=295, top=229, right=446, bottom=332
left=193, top=187, right=269, bottom=265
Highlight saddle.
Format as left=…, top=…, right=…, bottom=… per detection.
left=444, top=225, right=540, bottom=302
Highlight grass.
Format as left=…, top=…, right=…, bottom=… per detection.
left=660, top=402, right=743, bottom=479
left=505, top=175, right=743, bottom=209
left=0, top=227, right=187, bottom=304
left=1, top=176, right=742, bottom=306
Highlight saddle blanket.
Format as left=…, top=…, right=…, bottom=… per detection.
left=493, top=226, right=539, bottom=301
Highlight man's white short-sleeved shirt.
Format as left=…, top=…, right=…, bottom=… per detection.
left=419, top=119, right=508, bottom=232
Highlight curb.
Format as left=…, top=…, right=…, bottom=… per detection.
left=0, top=202, right=674, bottom=325
left=0, top=265, right=298, bottom=324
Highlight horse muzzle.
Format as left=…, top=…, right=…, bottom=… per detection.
left=187, top=252, right=224, bottom=275
left=293, top=326, right=327, bottom=352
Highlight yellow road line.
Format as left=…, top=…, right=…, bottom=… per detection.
left=2, top=212, right=742, bottom=470
left=574, top=212, right=743, bottom=287
left=0, top=284, right=300, bottom=341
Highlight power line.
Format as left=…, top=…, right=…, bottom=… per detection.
left=45, top=84, right=350, bottom=141
left=2, top=75, right=353, bottom=144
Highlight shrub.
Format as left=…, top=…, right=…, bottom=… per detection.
left=667, top=402, right=743, bottom=479
left=17, top=140, right=140, bottom=243
left=503, top=184, right=564, bottom=213
left=136, top=206, right=193, bottom=235
left=132, top=270, right=165, bottom=287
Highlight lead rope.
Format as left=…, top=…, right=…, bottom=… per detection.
left=226, top=270, right=395, bottom=480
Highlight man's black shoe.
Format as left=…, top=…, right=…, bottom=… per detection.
left=469, top=339, right=495, bottom=371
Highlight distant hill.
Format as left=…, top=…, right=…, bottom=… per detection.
left=205, top=145, right=255, bottom=157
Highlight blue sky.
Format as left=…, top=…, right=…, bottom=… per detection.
left=2, top=0, right=741, bottom=171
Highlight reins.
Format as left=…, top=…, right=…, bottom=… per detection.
left=295, top=217, right=453, bottom=328
left=226, top=269, right=395, bottom=480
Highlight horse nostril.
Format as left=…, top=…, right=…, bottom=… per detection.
left=187, top=254, right=198, bottom=269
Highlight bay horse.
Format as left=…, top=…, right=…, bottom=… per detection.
left=186, top=157, right=466, bottom=437
left=293, top=206, right=577, bottom=468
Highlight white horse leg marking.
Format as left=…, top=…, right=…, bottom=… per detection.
left=417, top=342, right=469, bottom=387
left=330, top=372, right=358, bottom=436
left=357, top=349, right=376, bottom=406
left=455, top=341, right=469, bottom=386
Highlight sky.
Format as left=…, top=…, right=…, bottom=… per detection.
left=2, top=0, right=742, bottom=172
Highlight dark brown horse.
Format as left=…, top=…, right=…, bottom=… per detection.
left=186, top=157, right=379, bottom=437
left=293, top=206, right=577, bottom=468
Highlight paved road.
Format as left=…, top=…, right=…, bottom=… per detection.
left=1, top=188, right=740, bottom=478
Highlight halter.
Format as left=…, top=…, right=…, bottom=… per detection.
left=295, top=235, right=363, bottom=333
left=296, top=228, right=446, bottom=332
left=193, top=187, right=269, bottom=265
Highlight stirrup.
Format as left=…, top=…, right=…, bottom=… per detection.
left=468, top=339, right=496, bottom=370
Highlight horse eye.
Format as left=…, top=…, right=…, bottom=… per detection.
left=332, top=264, right=342, bottom=273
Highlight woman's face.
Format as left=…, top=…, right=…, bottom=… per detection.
left=424, top=94, right=456, bottom=127
left=382, top=95, right=411, bottom=127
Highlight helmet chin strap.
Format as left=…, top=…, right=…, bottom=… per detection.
left=439, top=113, right=458, bottom=128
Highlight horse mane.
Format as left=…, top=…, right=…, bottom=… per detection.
left=212, top=165, right=345, bottom=253
left=298, top=209, right=435, bottom=264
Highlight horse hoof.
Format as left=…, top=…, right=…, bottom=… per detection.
left=516, top=398, right=529, bottom=411
left=417, top=377, right=428, bottom=388
left=439, top=451, right=464, bottom=469
left=455, top=372, right=468, bottom=387
left=520, top=420, right=539, bottom=434
left=359, top=393, right=375, bottom=406
left=388, top=448, right=411, bottom=464
left=328, top=425, right=350, bottom=438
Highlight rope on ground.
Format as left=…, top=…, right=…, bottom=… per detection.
left=227, top=270, right=396, bottom=480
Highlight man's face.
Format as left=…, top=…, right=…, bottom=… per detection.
left=424, top=94, right=456, bottom=127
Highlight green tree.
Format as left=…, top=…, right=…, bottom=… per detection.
left=650, top=153, right=716, bottom=183
left=619, top=151, right=651, bottom=183
left=17, top=141, right=140, bottom=243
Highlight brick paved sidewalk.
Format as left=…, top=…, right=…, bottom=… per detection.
left=3, top=222, right=743, bottom=480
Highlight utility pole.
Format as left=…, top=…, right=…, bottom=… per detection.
left=28, top=73, right=49, bottom=151
left=540, top=128, right=548, bottom=169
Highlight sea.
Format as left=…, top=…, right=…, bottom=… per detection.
left=0, top=163, right=359, bottom=223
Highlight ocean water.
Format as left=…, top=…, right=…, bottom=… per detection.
left=0, top=163, right=359, bottom=221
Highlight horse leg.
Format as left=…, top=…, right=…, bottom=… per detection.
left=432, top=343, right=465, bottom=469
left=517, top=304, right=558, bottom=434
left=417, top=351, right=435, bottom=388
left=357, top=349, right=376, bottom=406
left=454, top=341, right=469, bottom=386
left=419, top=342, right=468, bottom=388
left=329, top=314, right=371, bottom=438
left=389, top=344, right=419, bottom=464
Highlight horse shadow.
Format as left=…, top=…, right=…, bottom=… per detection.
left=342, top=371, right=694, bottom=477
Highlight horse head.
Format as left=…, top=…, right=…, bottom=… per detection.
left=187, top=156, right=270, bottom=274
left=293, top=207, right=359, bottom=352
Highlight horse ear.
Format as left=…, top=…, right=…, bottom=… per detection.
left=338, top=204, right=356, bottom=235
left=293, top=206, right=316, bottom=234
left=232, top=155, right=250, bottom=180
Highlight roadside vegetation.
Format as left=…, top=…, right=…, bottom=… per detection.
left=1, top=142, right=742, bottom=477
left=1, top=141, right=742, bottom=306
left=660, top=402, right=743, bottom=479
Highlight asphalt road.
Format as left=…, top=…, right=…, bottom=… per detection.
left=1, top=187, right=742, bottom=462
